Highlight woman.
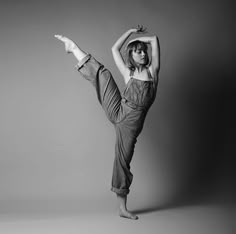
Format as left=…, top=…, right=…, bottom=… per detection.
left=55, top=26, right=160, bottom=220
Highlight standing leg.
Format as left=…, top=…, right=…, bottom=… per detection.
left=117, top=194, right=138, bottom=220
left=112, top=125, right=138, bottom=220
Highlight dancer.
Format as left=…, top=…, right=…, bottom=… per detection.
left=55, top=25, right=160, bottom=220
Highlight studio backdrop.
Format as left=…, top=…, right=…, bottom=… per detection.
left=0, top=0, right=232, bottom=213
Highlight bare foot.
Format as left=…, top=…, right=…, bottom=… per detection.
left=119, top=208, right=138, bottom=220
left=54, top=34, right=78, bottom=53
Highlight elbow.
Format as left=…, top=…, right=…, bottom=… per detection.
left=111, top=47, right=120, bottom=57
left=152, top=35, right=158, bottom=42
left=155, top=35, right=160, bottom=45
left=111, top=47, right=116, bottom=56
left=111, top=44, right=121, bottom=53
left=152, top=35, right=159, bottom=48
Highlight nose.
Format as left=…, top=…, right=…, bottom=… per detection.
left=141, top=51, right=145, bottom=57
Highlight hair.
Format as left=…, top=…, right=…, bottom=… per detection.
left=125, top=40, right=150, bottom=71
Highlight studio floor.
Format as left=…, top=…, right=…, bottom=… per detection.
left=0, top=202, right=231, bottom=234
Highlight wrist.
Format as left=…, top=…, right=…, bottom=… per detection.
left=128, top=29, right=136, bottom=34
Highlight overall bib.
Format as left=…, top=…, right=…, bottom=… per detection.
left=76, top=54, right=158, bottom=196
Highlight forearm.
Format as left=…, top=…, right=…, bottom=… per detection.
left=112, top=29, right=135, bottom=51
left=135, top=35, right=159, bottom=59
left=134, top=36, right=157, bottom=46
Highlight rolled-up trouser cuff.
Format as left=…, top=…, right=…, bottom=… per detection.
left=75, top=54, right=92, bottom=70
left=111, top=187, right=130, bottom=196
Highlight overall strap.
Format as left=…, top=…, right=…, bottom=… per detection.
left=129, top=69, right=134, bottom=78
left=146, top=68, right=153, bottom=80
left=127, top=69, right=134, bottom=89
left=123, top=69, right=133, bottom=95
left=147, top=68, right=157, bottom=91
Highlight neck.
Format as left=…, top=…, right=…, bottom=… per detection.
left=136, top=65, right=145, bottom=72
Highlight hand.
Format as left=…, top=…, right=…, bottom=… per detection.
left=130, top=25, right=147, bottom=34
left=136, top=25, right=147, bottom=33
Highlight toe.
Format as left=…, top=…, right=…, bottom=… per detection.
left=54, top=35, right=65, bottom=41
left=119, top=210, right=138, bottom=220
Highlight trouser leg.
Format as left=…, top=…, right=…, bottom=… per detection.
left=111, top=125, right=137, bottom=196
left=76, top=54, right=121, bottom=123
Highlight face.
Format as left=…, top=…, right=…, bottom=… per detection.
left=132, top=48, right=147, bottom=66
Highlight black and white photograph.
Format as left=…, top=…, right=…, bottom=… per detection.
left=0, top=0, right=233, bottom=233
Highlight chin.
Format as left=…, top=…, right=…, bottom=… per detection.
left=140, top=61, right=146, bottom=65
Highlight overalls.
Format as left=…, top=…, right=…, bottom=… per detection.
left=76, top=54, right=158, bottom=196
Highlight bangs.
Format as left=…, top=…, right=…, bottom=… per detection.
left=130, top=41, right=148, bottom=52
left=134, top=42, right=148, bottom=52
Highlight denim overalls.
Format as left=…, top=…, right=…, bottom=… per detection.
left=76, top=54, right=157, bottom=196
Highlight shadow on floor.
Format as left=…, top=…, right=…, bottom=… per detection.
left=131, top=193, right=224, bottom=215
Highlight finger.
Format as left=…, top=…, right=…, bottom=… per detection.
left=55, top=35, right=69, bottom=43
left=54, top=35, right=64, bottom=41
left=54, top=34, right=62, bottom=38
left=141, top=27, right=147, bottom=33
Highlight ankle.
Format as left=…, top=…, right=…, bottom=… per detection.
left=73, top=48, right=87, bottom=62
left=119, top=205, right=127, bottom=211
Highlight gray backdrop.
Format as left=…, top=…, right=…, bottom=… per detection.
left=0, top=0, right=233, bottom=213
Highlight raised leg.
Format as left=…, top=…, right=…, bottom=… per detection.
left=54, top=34, right=122, bottom=123
left=54, top=34, right=87, bottom=62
